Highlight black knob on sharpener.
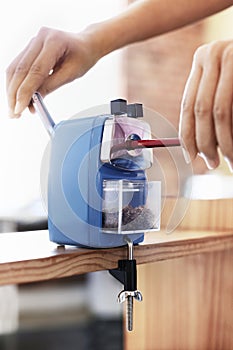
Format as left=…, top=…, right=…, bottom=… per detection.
left=127, top=103, right=143, bottom=118
left=111, top=99, right=127, bottom=115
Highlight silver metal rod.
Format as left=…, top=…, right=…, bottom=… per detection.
left=32, top=92, right=55, bottom=136
left=124, top=236, right=133, bottom=260
left=118, top=180, right=123, bottom=234
left=125, top=237, right=134, bottom=331
left=127, top=296, right=133, bottom=332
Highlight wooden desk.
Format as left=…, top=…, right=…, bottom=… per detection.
left=0, top=197, right=232, bottom=349
left=0, top=229, right=232, bottom=286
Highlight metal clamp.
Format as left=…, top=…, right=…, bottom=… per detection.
left=109, top=237, right=143, bottom=331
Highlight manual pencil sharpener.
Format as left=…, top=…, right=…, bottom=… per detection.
left=33, top=93, right=180, bottom=331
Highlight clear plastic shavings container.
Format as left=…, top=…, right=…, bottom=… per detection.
left=102, top=180, right=161, bottom=234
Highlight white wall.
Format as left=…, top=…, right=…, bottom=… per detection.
left=0, top=0, right=127, bottom=214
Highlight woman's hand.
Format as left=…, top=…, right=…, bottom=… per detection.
left=179, top=39, right=233, bottom=172
left=6, top=26, right=100, bottom=117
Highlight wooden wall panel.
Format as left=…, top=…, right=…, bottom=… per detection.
left=125, top=249, right=233, bottom=350
left=123, top=21, right=207, bottom=198
left=124, top=5, right=233, bottom=348
left=161, top=198, right=233, bottom=231
left=124, top=22, right=203, bottom=128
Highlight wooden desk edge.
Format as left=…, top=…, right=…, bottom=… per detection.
left=0, top=230, right=232, bottom=286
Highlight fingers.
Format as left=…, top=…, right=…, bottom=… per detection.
left=194, top=49, right=220, bottom=169
left=6, top=27, right=69, bottom=117
left=6, top=25, right=101, bottom=119
left=6, top=34, right=46, bottom=117
left=179, top=50, right=202, bottom=161
left=14, top=42, right=65, bottom=113
left=180, top=41, right=233, bottom=173
left=6, top=38, right=39, bottom=117
left=213, top=44, right=233, bottom=172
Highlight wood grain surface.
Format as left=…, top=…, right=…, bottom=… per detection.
left=0, top=228, right=232, bottom=286
left=125, top=248, right=233, bottom=350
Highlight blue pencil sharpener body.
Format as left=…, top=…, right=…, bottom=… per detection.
left=34, top=94, right=161, bottom=248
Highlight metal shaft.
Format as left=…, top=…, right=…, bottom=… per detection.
left=126, top=238, right=133, bottom=260
left=32, top=92, right=55, bottom=136
left=126, top=237, right=134, bottom=332
left=127, top=296, right=133, bottom=332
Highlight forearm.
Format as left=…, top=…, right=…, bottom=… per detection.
left=85, top=0, right=233, bottom=59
